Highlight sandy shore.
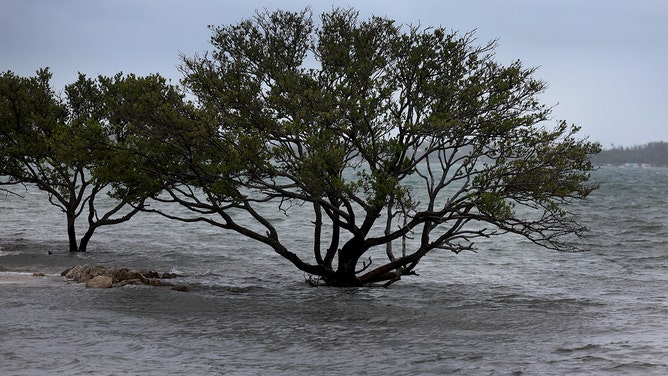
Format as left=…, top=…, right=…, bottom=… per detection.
left=0, top=272, right=61, bottom=286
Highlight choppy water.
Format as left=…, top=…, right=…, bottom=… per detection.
left=1, top=167, right=668, bottom=375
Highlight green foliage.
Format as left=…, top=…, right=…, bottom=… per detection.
left=141, top=8, right=600, bottom=286
left=1, top=8, right=600, bottom=284
left=475, top=192, right=515, bottom=219
left=0, top=69, right=183, bottom=251
left=92, top=73, right=190, bottom=202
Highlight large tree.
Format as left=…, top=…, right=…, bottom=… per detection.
left=135, top=8, right=600, bottom=286
left=0, top=69, right=176, bottom=252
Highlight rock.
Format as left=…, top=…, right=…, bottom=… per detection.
left=105, top=267, right=119, bottom=277
left=86, top=275, right=113, bottom=288
left=62, top=264, right=185, bottom=290
left=64, top=265, right=83, bottom=279
left=65, top=265, right=107, bottom=283
left=171, top=284, right=190, bottom=292
left=146, top=278, right=162, bottom=287
left=115, top=279, right=145, bottom=287
left=32, top=272, right=45, bottom=277
left=139, top=269, right=160, bottom=279
left=112, top=268, right=145, bottom=284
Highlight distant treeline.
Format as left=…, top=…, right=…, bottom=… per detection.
left=591, top=142, right=668, bottom=167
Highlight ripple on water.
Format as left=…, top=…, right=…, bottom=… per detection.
left=2, top=167, right=668, bottom=374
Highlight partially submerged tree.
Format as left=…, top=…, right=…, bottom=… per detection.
left=138, top=8, right=600, bottom=286
left=0, top=69, right=175, bottom=251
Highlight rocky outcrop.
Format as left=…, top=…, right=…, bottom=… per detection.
left=61, top=264, right=187, bottom=290
left=86, top=275, right=113, bottom=288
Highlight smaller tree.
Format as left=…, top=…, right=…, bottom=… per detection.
left=0, top=69, right=177, bottom=252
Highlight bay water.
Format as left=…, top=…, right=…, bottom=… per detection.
left=1, top=166, right=667, bottom=375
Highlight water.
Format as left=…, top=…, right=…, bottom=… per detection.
left=1, top=167, right=668, bottom=375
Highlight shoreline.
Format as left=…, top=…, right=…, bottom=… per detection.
left=0, top=271, right=63, bottom=286
left=0, top=267, right=190, bottom=291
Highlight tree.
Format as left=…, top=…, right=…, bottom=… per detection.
left=0, top=69, right=175, bottom=251
left=133, top=8, right=600, bottom=286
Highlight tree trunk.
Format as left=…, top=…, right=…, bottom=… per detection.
left=66, top=212, right=79, bottom=252
left=78, top=226, right=96, bottom=253
left=333, top=236, right=366, bottom=287
left=333, top=274, right=362, bottom=287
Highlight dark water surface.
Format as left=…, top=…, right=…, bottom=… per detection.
left=1, top=167, right=668, bottom=375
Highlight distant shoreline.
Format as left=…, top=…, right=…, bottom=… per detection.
left=592, top=141, right=668, bottom=167
left=596, top=163, right=664, bottom=168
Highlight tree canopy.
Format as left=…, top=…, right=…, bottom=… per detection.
left=0, top=69, right=182, bottom=251
left=1, top=8, right=600, bottom=286
left=122, top=8, right=600, bottom=286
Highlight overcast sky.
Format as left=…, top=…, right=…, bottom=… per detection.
left=2, top=0, right=667, bottom=148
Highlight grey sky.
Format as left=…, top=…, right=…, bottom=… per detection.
left=2, top=0, right=666, bottom=147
